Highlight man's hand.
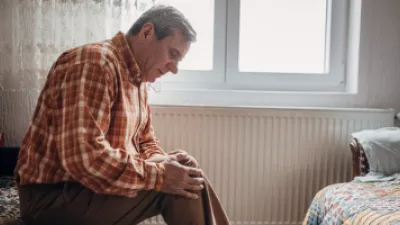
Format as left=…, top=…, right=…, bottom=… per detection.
left=168, top=150, right=200, bottom=168
left=160, top=153, right=204, bottom=199
left=146, top=150, right=199, bottom=168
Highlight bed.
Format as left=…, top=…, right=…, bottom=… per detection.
left=303, top=138, right=400, bottom=225
left=0, top=147, right=23, bottom=225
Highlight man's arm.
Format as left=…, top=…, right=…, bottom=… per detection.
left=138, top=105, right=200, bottom=167
left=57, top=62, right=164, bottom=197
left=139, top=99, right=168, bottom=161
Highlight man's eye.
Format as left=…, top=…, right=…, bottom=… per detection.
left=169, top=50, right=182, bottom=62
left=170, top=50, right=178, bottom=58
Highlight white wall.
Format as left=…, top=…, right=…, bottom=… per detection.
left=356, top=0, right=400, bottom=110
left=1, top=0, right=400, bottom=145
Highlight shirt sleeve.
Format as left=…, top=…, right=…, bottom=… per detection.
left=138, top=105, right=167, bottom=160
left=57, top=62, right=164, bottom=197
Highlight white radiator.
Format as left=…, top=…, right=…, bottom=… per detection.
left=141, top=106, right=395, bottom=225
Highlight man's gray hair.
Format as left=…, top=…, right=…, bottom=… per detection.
left=127, top=5, right=197, bottom=42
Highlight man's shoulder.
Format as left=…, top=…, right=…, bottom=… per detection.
left=56, top=40, right=121, bottom=70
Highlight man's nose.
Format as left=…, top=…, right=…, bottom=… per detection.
left=167, top=62, right=178, bottom=74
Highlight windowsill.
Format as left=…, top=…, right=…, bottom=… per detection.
left=148, top=88, right=360, bottom=108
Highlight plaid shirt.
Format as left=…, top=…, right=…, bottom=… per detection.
left=15, top=32, right=166, bottom=198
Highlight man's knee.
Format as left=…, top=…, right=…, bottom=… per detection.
left=161, top=190, right=206, bottom=225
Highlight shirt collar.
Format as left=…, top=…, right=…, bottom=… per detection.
left=110, top=32, right=142, bottom=83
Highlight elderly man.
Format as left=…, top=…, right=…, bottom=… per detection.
left=14, top=5, right=230, bottom=225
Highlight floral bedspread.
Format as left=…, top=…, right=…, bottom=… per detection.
left=0, top=177, right=23, bottom=225
left=303, top=181, right=400, bottom=225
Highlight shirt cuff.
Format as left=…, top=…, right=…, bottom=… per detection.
left=146, top=151, right=167, bottom=159
left=143, top=161, right=165, bottom=191
left=142, top=147, right=167, bottom=160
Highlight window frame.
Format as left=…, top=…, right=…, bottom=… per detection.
left=225, top=0, right=349, bottom=92
left=159, top=0, right=350, bottom=92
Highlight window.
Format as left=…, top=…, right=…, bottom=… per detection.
left=238, top=0, right=327, bottom=74
left=153, top=0, right=349, bottom=92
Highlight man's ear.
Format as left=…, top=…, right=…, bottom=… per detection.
left=140, top=23, right=155, bottom=40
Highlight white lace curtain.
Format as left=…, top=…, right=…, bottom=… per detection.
left=1, top=0, right=155, bottom=91
left=0, top=0, right=155, bottom=145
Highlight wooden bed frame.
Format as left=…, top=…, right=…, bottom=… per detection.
left=0, top=147, right=19, bottom=177
left=350, top=138, right=370, bottom=178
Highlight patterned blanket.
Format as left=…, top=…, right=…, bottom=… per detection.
left=0, top=177, right=23, bottom=225
left=303, top=181, right=400, bottom=225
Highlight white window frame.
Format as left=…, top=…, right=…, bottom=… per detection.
left=158, top=0, right=350, bottom=92
left=226, top=0, right=349, bottom=92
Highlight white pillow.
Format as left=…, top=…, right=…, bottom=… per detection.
left=352, top=127, right=400, bottom=176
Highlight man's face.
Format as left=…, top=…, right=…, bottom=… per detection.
left=136, top=23, right=191, bottom=83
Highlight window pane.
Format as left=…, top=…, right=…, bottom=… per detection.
left=239, top=0, right=327, bottom=73
left=156, top=0, right=214, bottom=71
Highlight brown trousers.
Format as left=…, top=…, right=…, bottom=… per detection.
left=18, top=177, right=229, bottom=225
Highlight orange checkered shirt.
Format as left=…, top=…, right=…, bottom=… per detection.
left=15, top=32, right=166, bottom=198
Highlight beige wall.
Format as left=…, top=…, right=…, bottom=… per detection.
left=1, top=0, right=400, bottom=145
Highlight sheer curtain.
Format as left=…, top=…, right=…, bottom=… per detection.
left=0, top=0, right=155, bottom=145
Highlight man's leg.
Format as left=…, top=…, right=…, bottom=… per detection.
left=161, top=176, right=230, bottom=225
left=160, top=155, right=230, bottom=225
left=19, top=180, right=229, bottom=225
left=18, top=182, right=163, bottom=225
